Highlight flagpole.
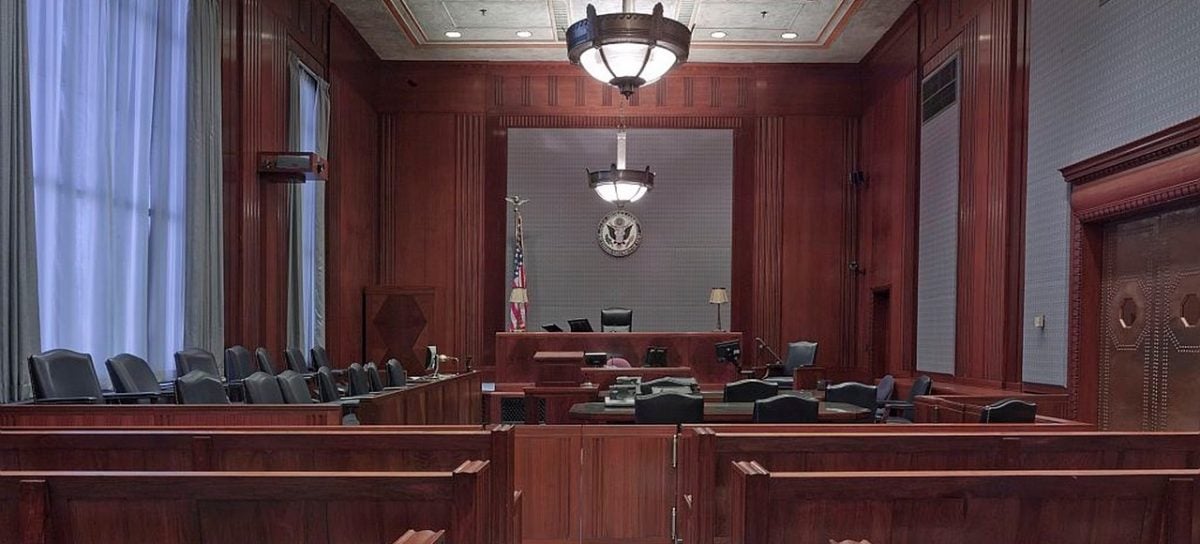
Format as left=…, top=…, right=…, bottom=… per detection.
left=506, top=196, right=530, bottom=332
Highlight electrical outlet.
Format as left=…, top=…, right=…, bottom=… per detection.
left=1033, top=315, right=1046, bottom=329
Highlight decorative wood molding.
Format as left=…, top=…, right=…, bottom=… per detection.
left=753, top=117, right=784, bottom=355
left=456, top=114, right=486, bottom=363
left=496, top=115, right=743, bottom=129
left=1062, top=117, right=1200, bottom=186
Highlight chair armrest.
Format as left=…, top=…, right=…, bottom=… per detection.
left=33, top=396, right=103, bottom=404
left=103, top=391, right=162, bottom=403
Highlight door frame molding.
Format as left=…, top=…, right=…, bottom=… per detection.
left=1062, top=117, right=1200, bottom=424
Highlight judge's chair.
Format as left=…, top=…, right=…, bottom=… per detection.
left=600, top=307, right=633, bottom=332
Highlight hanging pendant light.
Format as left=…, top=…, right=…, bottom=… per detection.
left=588, top=127, right=653, bottom=206
left=566, top=1, right=692, bottom=99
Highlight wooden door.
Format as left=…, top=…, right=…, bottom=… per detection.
left=1099, top=204, right=1200, bottom=430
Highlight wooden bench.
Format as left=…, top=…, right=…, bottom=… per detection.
left=729, top=462, right=1196, bottom=544
left=0, top=426, right=519, bottom=544
left=0, top=404, right=343, bottom=427
left=681, top=428, right=1200, bottom=544
left=0, top=462, right=491, bottom=544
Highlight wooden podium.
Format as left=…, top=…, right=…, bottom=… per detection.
left=523, top=351, right=598, bottom=424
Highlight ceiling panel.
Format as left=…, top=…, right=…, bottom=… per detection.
left=333, top=0, right=912, bottom=62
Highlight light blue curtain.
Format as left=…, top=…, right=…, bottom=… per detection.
left=27, top=0, right=189, bottom=385
left=0, top=0, right=41, bottom=403
left=286, top=56, right=327, bottom=353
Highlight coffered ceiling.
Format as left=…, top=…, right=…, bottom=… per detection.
left=333, top=0, right=911, bottom=63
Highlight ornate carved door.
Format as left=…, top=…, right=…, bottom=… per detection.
left=1100, top=205, right=1200, bottom=430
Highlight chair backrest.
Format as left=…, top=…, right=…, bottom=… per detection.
left=254, top=347, right=277, bottom=376
left=174, top=370, right=230, bottom=404
left=752, top=394, right=819, bottom=423
left=640, top=376, right=699, bottom=394
left=876, top=374, right=896, bottom=403
left=175, top=348, right=220, bottom=379
left=385, top=358, right=407, bottom=387
left=633, top=392, right=703, bottom=424
left=824, top=381, right=878, bottom=410
left=723, top=379, right=779, bottom=403
left=28, top=349, right=104, bottom=403
left=644, top=346, right=668, bottom=367
left=284, top=347, right=309, bottom=373
left=364, top=362, right=384, bottom=392
left=315, top=366, right=341, bottom=402
left=980, top=399, right=1038, bottom=423
left=222, top=346, right=255, bottom=381
left=346, top=363, right=371, bottom=396
left=907, top=375, right=934, bottom=401
left=783, top=341, right=818, bottom=373
left=276, top=370, right=313, bottom=404
left=567, top=318, right=593, bottom=332
left=600, top=307, right=633, bottom=332
left=311, top=346, right=333, bottom=370
left=105, top=353, right=161, bottom=394
left=243, top=371, right=284, bottom=404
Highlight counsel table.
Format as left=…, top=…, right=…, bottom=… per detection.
left=568, top=400, right=870, bottom=423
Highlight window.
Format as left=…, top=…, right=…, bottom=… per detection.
left=289, top=59, right=327, bottom=352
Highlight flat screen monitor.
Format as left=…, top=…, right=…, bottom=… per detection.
left=584, top=352, right=608, bottom=367
left=567, top=318, right=594, bottom=333
left=715, top=340, right=741, bottom=365
left=541, top=323, right=563, bottom=332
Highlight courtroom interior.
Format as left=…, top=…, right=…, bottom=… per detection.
left=1, top=0, right=1199, bottom=542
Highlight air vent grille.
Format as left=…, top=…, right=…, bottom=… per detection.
left=921, top=57, right=958, bottom=123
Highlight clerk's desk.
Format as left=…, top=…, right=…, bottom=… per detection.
left=493, top=331, right=742, bottom=386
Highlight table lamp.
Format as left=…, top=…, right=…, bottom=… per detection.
left=509, top=287, right=529, bottom=332
left=708, top=287, right=729, bottom=331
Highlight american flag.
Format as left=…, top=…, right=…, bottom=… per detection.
left=508, top=207, right=527, bottom=332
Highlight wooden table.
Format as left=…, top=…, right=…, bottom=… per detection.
left=356, top=371, right=483, bottom=425
left=581, top=366, right=693, bottom=389
left=567, top=400, right=870, bottom=423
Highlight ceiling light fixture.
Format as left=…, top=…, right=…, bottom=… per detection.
left=566, top=1, right=692, bottom=99
left=780, top=32, right=798, bottom=39
left=588, top=127, right=653, bottom=206
left=444, top=30, right=462, bottom=38
left=516, top=30, right=533, bottom=38
left=710, top=31, right=727, bottom=38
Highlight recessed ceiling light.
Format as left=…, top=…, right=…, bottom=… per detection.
left=710, top=31, right=727, bottom=39
left=444, top=30, right=462, bottom=38
left=516, top=30, right=533, bottom=38
left=780, top=32, right=798, bottom=39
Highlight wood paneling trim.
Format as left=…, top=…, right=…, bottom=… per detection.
left=1063, top=117, right=1200, bottom=187
left=753, top=117, right=784, bottom=358
left=496, top=115, right=742, bottom=129
left=456, top=115, right=487, bottom=363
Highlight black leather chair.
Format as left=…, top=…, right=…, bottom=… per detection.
left=764, top=340, right=818, bottom=389
left=284, top=347, right=311, bottom=374
left=722, top=379, right=779, bottom=403
left=243, top=371, right=284, bottom=404
left=363, top=362, right=384, bottom=392
left=311, top=346, right=333, bottom=371
left=824, top=381, right=878, bottom=411
left=315, top=366, right=344, bottom=403
left=752, top=395, right=819, bottom=423
left=644, top=346, right=668, bottom=367
left=104, top=353, right=164, bottom=401
left=874, top=374, right=896, bottom=421
left=385, top=358, right=407, bottom=388
left=222, top=346, right=254, bottom=381
left=175, top=348, right=221, bottom=379
left=346, top=363, right=373, bottom=397
left=254, top=347, right=277, bottom=376
left=634, top=392, right=703, bottom=424
left=600, top=307, right=633, bottom=332
left=28, top=349, right=105, bottom=404
left=980, top=399, right=1038, bottom=423
left=174, top=370, right=230, bottom=404
left=640, top=376, right=698, bottom=394
left=276, top=370, right=314, bottom=404
left=883, top=375, right=933, bottom=423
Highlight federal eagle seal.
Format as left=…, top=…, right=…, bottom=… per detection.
left=597, top=210, right=642, bottom=257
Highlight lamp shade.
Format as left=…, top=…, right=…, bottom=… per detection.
left=509, top=287, right=529, bottom=304
left=566, top=3, right=691, bottom=98
left=708, top=287, right=729, bottom=305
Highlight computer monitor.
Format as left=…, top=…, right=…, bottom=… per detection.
left=715, top=340, right=741, bottom=366
left=541, top=323, right=563, bottom=332
left=584, top=352, right=608, bottom=367
left=644, top=347, right=668, bottom=367
left=567, top=318, right=594, bottom=332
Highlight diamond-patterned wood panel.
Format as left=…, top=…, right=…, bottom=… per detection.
left=1100, top=204, right=1200, bottom=431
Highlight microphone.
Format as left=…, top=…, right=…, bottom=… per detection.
left=753, top=337, right=784, bottom=380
